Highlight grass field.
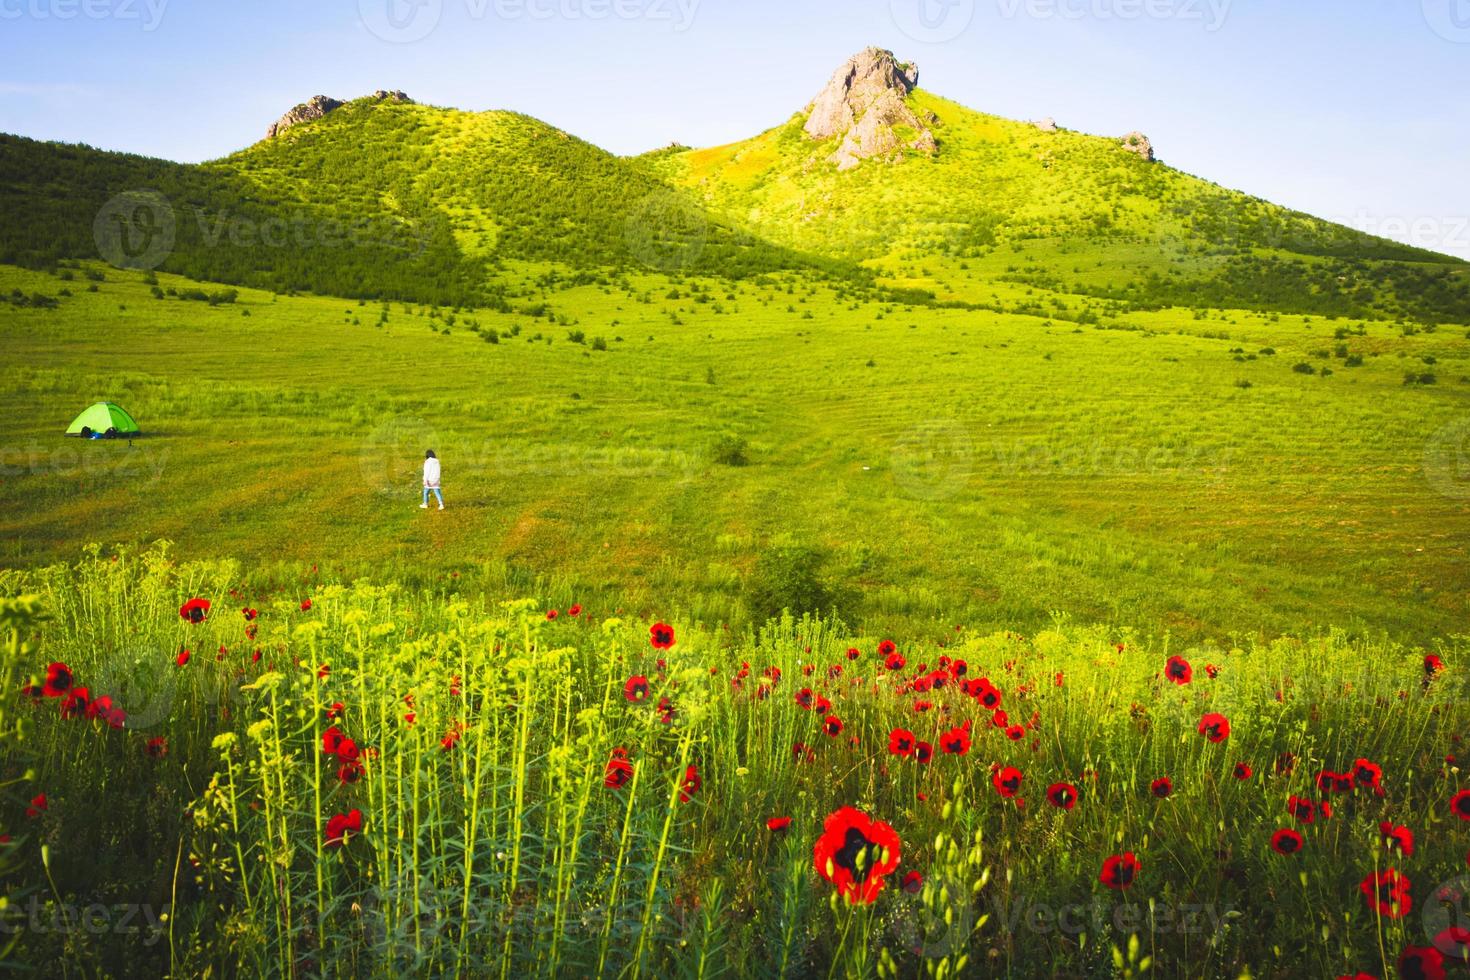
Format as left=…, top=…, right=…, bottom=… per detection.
left=4, top=48, right=1470, bottom=976
left=2, top=260, right=1467, bottom=647
left=2, top=549, right=1468, bottom=977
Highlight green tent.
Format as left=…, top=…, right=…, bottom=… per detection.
left=66, top=402, right=141, bottom=437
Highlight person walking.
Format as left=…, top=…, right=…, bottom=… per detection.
left=421, top=450, right=444, bottom=510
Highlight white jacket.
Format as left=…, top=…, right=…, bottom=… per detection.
left=423, top=457, right=441, bottom=487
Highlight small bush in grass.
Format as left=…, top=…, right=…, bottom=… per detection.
left=710, top=433, right=748, bottom=467
left=745, top=543, right=847, bottom=625
left=1292, top=362, right=1315, bottom=375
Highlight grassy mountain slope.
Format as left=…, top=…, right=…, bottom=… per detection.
left=649, top=89, right=1470, bottom=323
left=0, top=98, right=839, bottom=307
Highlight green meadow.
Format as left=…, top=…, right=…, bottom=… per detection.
left=4, top=42, right=1470, bottom=978
left=1, top=259, right=1466, bottom=645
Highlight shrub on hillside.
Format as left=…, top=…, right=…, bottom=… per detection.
left=745, top=544, right=848, bottom=625
left=710, top=433, right=749, bottom=467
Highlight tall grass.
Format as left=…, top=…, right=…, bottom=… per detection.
left=0, top=546, right=1467, bottom=976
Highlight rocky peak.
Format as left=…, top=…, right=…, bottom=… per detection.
left=803, top=48, right=935, bottom=172
left=1032, top=117, right=1059, bottom=133
left=266, top=90, right=414, bottom=140
left=1121, top=131, right=1155, bottom=161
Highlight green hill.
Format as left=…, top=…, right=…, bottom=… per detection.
left=648, top=50, right=1470, bottom=323
left=0, top=96, right=838, bottom=307
left=2, top=49, right=1467, bottom=322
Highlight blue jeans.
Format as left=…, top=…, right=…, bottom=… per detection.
left=423, top=487, right=443, bottom=506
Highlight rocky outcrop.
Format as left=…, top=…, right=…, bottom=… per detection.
left=1033, top=117, right=1058, bottom=133
left=266, top=90, right=413, bottom=139
left=803, top=48, right=935, bottom=172
left=1121, top=131, right=1154, bottom=161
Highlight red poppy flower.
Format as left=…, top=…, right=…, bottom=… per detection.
left=327, top=702, right=345, bottom=720
left=41, top=662, right=73, bottom=698
left=949, top=659, right=968, bottom=678
left=568, top=604, right=582, bottom=617
left=1204, top=663, right=1220, bottom=679
left=144, top=736, right=168, bottom=759
left=179, top=598, right=210, bottom=623
left=1288, top=796, right=1318, bottom=824
left=1164, top=656, right=1192, bottom=684
left=812, top=806, right=902, bottom=905
left=845, top=647, right=860, bottom=661
left=335, top=737, right=360, bottom=763
left=792, top=742, right=815, bottom=764
left=767, top=816, right=791, bottom=833
left=317, top=664, right=330, bottom=680
left=1317, top=770, right=1352, bottom=795
left=26, top=793, right=47, bottom=819
left=624, top=675, right=650, bottom=703
left=300, top=599, right=313, bottom=612
left=1270, top=829, right=1304, bottom=855
left=1004, top=725, right=1026, bottom=742
left=888, top=728, right=916, bottom=757
left=993, top=766, right=1023, bottom=798
left=679, top=764, right=701, bottom=803
left=324, top=809, right=363, bottom=847
left=242, top=607, right=258, bottom=621
left=1233, top=763, right=1253, bottom=781
left=1380, top=822, right=1414, bottom=857
left=338, top=760, right=365, bottom=784
left=604, top=750, right=634, bottom=789
left=1433, top=926, right=1470, bottom=965
left=794, top=688, right=815, bottom=709
left=940, top=726, right=971, bottom=756
left=814, top=694, right=832, bottom=713
left=1452, top=789, right=1470, bottom=821
left=1198, top=713, right=1230, bottom=743
left=1046, top=782, right=1078, bottom=810
left=823, top=715, right=844, bottom=737
left=176, top=649, right=191, bottom=667
left=914, top=741, right=933, bottom=764
left=1360, top=869, right=1412, bottom=918
left=650, top=623, right=675, bottom=649
left=902, top=871, right=924, bottom=894
left=973, top=678, right=1002, bottom=710
left=1099, top=852, right=1140, bottom=890
left=1150, top=776, right=1173, bottom=798
left=1399, top=945, right=1446, bottom=980
left=440, top=730, right=461, bottom=752
left=322, top=726, right=346, bottom=755
left=884, top=653, right=906, bottom=671
left=546, top=609, right=559, bottom=621
left=60, top=687, right=90, bottom=720
left=1426, top=654, right=1445, bottom=676
left=877, top=640, right=897, bottom=658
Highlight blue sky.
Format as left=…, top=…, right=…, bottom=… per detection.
left=2, top=0, right=1467, bottom=258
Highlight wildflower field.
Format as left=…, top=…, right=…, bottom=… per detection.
left=2, top=547, right=1468, bottom=978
